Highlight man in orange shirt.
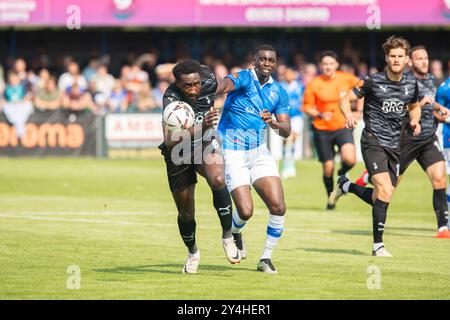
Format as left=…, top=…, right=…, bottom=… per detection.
left=303, top=51, right=362, bottom=209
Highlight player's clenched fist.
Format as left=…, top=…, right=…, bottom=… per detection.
left=344, top=112, right=356, bottom=129
left=260, top=109, right=273, bottom=124
left=204, top=107, right=219, bottom=127
left=410, top=119, right=421, bottom=136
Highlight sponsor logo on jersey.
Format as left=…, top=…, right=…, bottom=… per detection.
left=382, top=98, right=405, bottom=113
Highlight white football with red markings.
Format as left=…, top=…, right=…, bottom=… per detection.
left=163, top=101, right=196, bottom=131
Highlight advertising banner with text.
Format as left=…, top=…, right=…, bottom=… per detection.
left=0, top=110, right=96, bottom=157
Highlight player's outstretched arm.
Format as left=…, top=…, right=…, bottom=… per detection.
left=408, top=101, right=422, bottom=136
left=215, top=77, right=235, bottom=95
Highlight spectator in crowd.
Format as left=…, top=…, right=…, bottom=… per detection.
left=137, top=50, right=160, bottom=87
left=4, top=71, right=29, bottom=103
left=83, top=58, right=100, bottom=82
left=90, top=64, right=116, bottom=112
left=34, top=76, right=61, bottom=111
left=151, top=80, right=170, bottom=110
left=135, top=82, right=157, bottom=113
left=33, top=68, right=50, bottom=93
left=14, top=58, right=28, bottom=86
left=0, top=65, right=5, bottom=96
left=108, top=80, right=128, bottom=113
left=357, top=62, right=369, bottom=78
left=58, top=61, right=87, bottom=92
left=431, top=59, right=446, bottom=87
left=2, top=71, right=33, bottom=138
left=62, top=82, right=96, bottom=113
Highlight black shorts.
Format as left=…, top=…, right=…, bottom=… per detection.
left=159, top=139, right=219, bottom=193
left=312, top=127, right=354, bottom=162
left=361, top=131, right=400, bottom=187
left=399, top=134, right=444, bottom=175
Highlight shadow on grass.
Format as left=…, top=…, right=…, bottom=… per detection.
left=93, top=264, right=255, bottom=276
left=300, top=248, right=365, bottom=255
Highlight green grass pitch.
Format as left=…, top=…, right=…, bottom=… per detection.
left=0, top=157, right=449, bottom=299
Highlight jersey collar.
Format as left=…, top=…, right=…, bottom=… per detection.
left=250, top=69, right=273, bottom=88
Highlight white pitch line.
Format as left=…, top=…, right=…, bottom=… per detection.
left=0, top=212, right=304, bottom=232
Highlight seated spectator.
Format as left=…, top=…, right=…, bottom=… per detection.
left=152, top=80, right=170, bottom=109
left=108, top=80, right=128, bottom=113
left=90, top=64, right=115, bottom=101
left=2, top=71, right=33, bottom=137
left=33, top=68, right=50, bottom=93
left=136, top=82, right=157, bottom=113
left=58, top=61, right=87, bottom=92
left=34, top=76, right=61, bottom=111
left=4, top=71, right=29, bottom=103
left=0, top=65, right=5, bottom=96
left=62, top=83, right=96, bottom=113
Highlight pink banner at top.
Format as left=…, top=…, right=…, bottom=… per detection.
left=0, top=0, right=449, bottom=27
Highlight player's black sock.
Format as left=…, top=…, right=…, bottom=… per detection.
left=348, top=183, right=374, bottom=206
left=212, top=187, right=233, bottom=239
left=337, top=162, right=354, bottom=177
left=372, top=199, right=389, bottom=243
left=433, top=188, right=449, bottom=229
left=323, top=175, right=334, bottom=196
left=177, top=216, right=197, bottom=254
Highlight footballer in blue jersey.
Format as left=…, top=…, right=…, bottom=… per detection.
left=280, top=67, right=305, bottom=179
left=436, top=75, right=450, bottom=225
left=216, top=44, right=291, bottom=273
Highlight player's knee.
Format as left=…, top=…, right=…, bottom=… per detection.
left=208, top=174, right=225, bottom=190
left=269, top=202, right=286, bottom=216
left=178, top=210, right=195, bottom=222
left=238, top=206, right=253, bottom=220
left=376, top=185, right=394, bottom=202
left=432, top=174, right=447, bottom=189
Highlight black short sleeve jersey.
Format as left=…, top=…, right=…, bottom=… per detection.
left=403, top=71, right=437, bottom=141
left=353, top=71, right=419, bottom=149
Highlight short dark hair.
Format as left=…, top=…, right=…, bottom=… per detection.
left=319, top=50, right=339, bottom=63
left=172, top=59, right=202, bottom=80
left=254, top=44, right=277, bottom=56
left=382, top=35, right=411, bottom=56
left=410, top=45, right=427, bottom=57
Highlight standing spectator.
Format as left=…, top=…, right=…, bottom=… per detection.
left=14, top=58, right=28, bottom=85
left=431, top=59, right=445, bottom=87
left=58, top=61, right=87, bottom=92
left=34, top=76, right=61, bottom=111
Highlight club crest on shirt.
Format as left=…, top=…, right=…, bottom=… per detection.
left=232, top=72, right=239, bottom=79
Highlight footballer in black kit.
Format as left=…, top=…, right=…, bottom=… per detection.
left=158, top=59, right=240, bottom=273
left=398, top=46, right=450, bottom=238
left=329, top=36, right=422, bottom=257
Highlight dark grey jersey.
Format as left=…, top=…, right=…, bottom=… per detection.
left=161, top=65, right=218, bottom=149
left=163, top=65, right=217, bottom=122
left=354, top=71, right=419, bottom=149
left=404, top=71, right=437, bottom=141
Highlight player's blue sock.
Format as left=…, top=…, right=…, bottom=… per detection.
left=231, top=209, right=247, bottom=234
left=261, top=214, right=284, bottom=260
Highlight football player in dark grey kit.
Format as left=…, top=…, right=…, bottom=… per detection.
left=159, top=59, right=240, bottom=273
left=329, top=36, right=422, bottom=257
left=397, top=46, right=450, bottom=238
